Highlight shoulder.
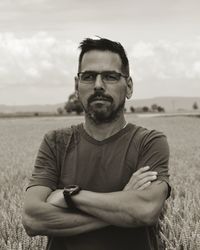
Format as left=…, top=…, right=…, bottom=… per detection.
left=129, top=123, right=168, bottom=153
left=43, top=124, right=81, bottom=147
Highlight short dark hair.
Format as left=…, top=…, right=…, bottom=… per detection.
left=78, top=37, right=130, bottom=76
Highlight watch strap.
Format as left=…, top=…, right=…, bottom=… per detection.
left=63, top=191, right=76, bottom=209
left=63, top=185, right=81, bottom=210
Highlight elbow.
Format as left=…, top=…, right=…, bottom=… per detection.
left=128, top=205, right=160, bottom=227
left=142, top=213, right=158, bottom=226
left=139, top=206, right=160, bottom=226
left=22, top=210, right=44, bottom=237
left=22, top=213, right=37, bottom=236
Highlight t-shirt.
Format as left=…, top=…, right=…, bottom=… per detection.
left=27, top=123, right=171, bottom=250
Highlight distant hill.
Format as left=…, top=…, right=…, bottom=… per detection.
left=0, top=97, right=200, bottom=113
left=0, top=103, right=63, bottom=114
left=126, top=97, right=200, bottom=112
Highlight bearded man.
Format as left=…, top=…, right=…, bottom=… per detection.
left=23, top=37, right=170, bottom=250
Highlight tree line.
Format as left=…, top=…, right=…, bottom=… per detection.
left=57, top=93, right=199, bottom=115
left=57, top=93, right=169, bottom=115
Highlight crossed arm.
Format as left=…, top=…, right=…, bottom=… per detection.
left=23, top=167, right=168, bottom=237
left=23, top=186, right=108, bottom=237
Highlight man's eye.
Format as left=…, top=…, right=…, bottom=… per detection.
left=104, top=73, right=119, bottom=81
left=81, top=73, right=95, bottom=81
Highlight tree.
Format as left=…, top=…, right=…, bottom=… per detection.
left=57, top=107, right=64, bottom=115
left=65, top=102, right=72, bottom=113
left=157, top=106, right=165, bottom=112
left=193, top=102, right=198, bottom=110
left=64, top=93, right=83, bottom=115
left=151, top=104, right=158, bottom=112
left=75, top=103, right=84, bottom=115
left=142, top=106, right=149, bottom=112
left=130, top=106, right=135, bottom=113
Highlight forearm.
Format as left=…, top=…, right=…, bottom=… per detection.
left=46, top=189, right=139, bottom=227
left=74, top=190, right=148, bottom=227
left=46, top=180, right=167, bottom=229
left=23, top=201, right=108, bottom=237
left=48, top=190, right=150, bottom=227
left=73, top=182, right=167, bottom=227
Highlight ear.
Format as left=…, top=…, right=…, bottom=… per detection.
left=75, top=76, right=79, bottom=98
left=126, top=77, right=133, bottom=99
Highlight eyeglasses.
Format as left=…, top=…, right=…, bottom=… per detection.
left=77, top=71, right=128, bottom=84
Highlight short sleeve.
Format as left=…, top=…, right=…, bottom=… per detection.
left=137, top=131, right=171, bottom=199
left=26, top=131, right=59, bottom=191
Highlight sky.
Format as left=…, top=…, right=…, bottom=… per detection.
left=0, top=0, right=200, bottom=105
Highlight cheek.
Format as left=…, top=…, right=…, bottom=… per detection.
left=111, top=86, right=127, bottom=102
left=78, top=86, right=91, bottom=102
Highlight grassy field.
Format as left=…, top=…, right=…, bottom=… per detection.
left=0, top=115, right=199, bottom=249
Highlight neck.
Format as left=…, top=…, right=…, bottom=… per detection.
left=83, top=114, right=127, bottom=141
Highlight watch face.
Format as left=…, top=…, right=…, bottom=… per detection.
left=64, top=185, right=81, bottom=195
left=69, top=187, right=75, bottom=192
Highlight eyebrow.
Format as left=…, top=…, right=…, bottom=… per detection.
left=80, top=70, right=120, bottom=73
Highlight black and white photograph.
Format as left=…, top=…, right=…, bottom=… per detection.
left=0, top=1, right=199, bottom=249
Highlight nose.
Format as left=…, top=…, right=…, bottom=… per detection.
left=94, top=74, right=105, bottom=92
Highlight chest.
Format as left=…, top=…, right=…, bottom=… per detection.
left=58, top=136, right=139, bottom=192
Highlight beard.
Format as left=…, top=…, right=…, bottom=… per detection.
left=80, top=91, right=125, bottom=124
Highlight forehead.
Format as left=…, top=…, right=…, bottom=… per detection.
left=80, top=50, right=122, bottom=72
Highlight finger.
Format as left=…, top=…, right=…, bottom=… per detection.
left=133, top=166, right=150, bottom=176
left=128, top=171, right=157, bottom=186
left=136, top=171, right=158, bottom=181
left=134, top=175, right=157, bottom=189
left=125, top=176, right=154, bottom=191
left=137, top=181, right=151, bottom=190
left=129, top=167, right=152, bottom=182
left=125, top=174, right=156, bottom=191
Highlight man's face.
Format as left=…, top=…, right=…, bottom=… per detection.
left=76, top=50, right=132, bottom=124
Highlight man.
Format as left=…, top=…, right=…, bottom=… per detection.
left=23, top=37, right=170, bottom=250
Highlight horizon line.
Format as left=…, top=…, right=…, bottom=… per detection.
left=1, top=96, right=200, bottom=106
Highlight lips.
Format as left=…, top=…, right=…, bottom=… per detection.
left=92, top=97, right=110, bottom=102
left=88, top=95, right=113, bottom=104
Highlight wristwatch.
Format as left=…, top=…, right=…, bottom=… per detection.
left=63, top=185, right=81, bottom=209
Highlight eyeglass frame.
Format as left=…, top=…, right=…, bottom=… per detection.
left=77, top=71, right=129, bottom=84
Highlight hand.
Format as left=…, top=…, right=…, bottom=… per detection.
left=46, top=189, right=67, bottom=208
left=124, top=166, right=157, bottom=191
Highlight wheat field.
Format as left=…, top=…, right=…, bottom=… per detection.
left=0, top=115, right=199, bottom=249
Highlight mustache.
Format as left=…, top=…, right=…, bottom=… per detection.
left=88, top=92, right=113, bottom=104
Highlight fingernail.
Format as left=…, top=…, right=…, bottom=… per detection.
left=144, top=166, right=150, bottom=169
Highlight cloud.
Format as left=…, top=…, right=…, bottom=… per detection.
left=0, top=32, right=78, bottom=89
left=25, top=67, right=40, bottom=78
left=0, top=32, right=200, bottom=104
left=131, top=42, right=155, bottom=58
left=130, top=38, right=200, bottom=82
left=186, top=61, right=200, bottom=78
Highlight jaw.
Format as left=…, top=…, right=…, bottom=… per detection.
left=86, top=100, right=125, bottom=124
left=89, top=100, right=112, bottom=113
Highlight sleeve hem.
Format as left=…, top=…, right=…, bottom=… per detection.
left=156, top=177, right=171, bottom=200
left=26, top=181, right=57, bottom=191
